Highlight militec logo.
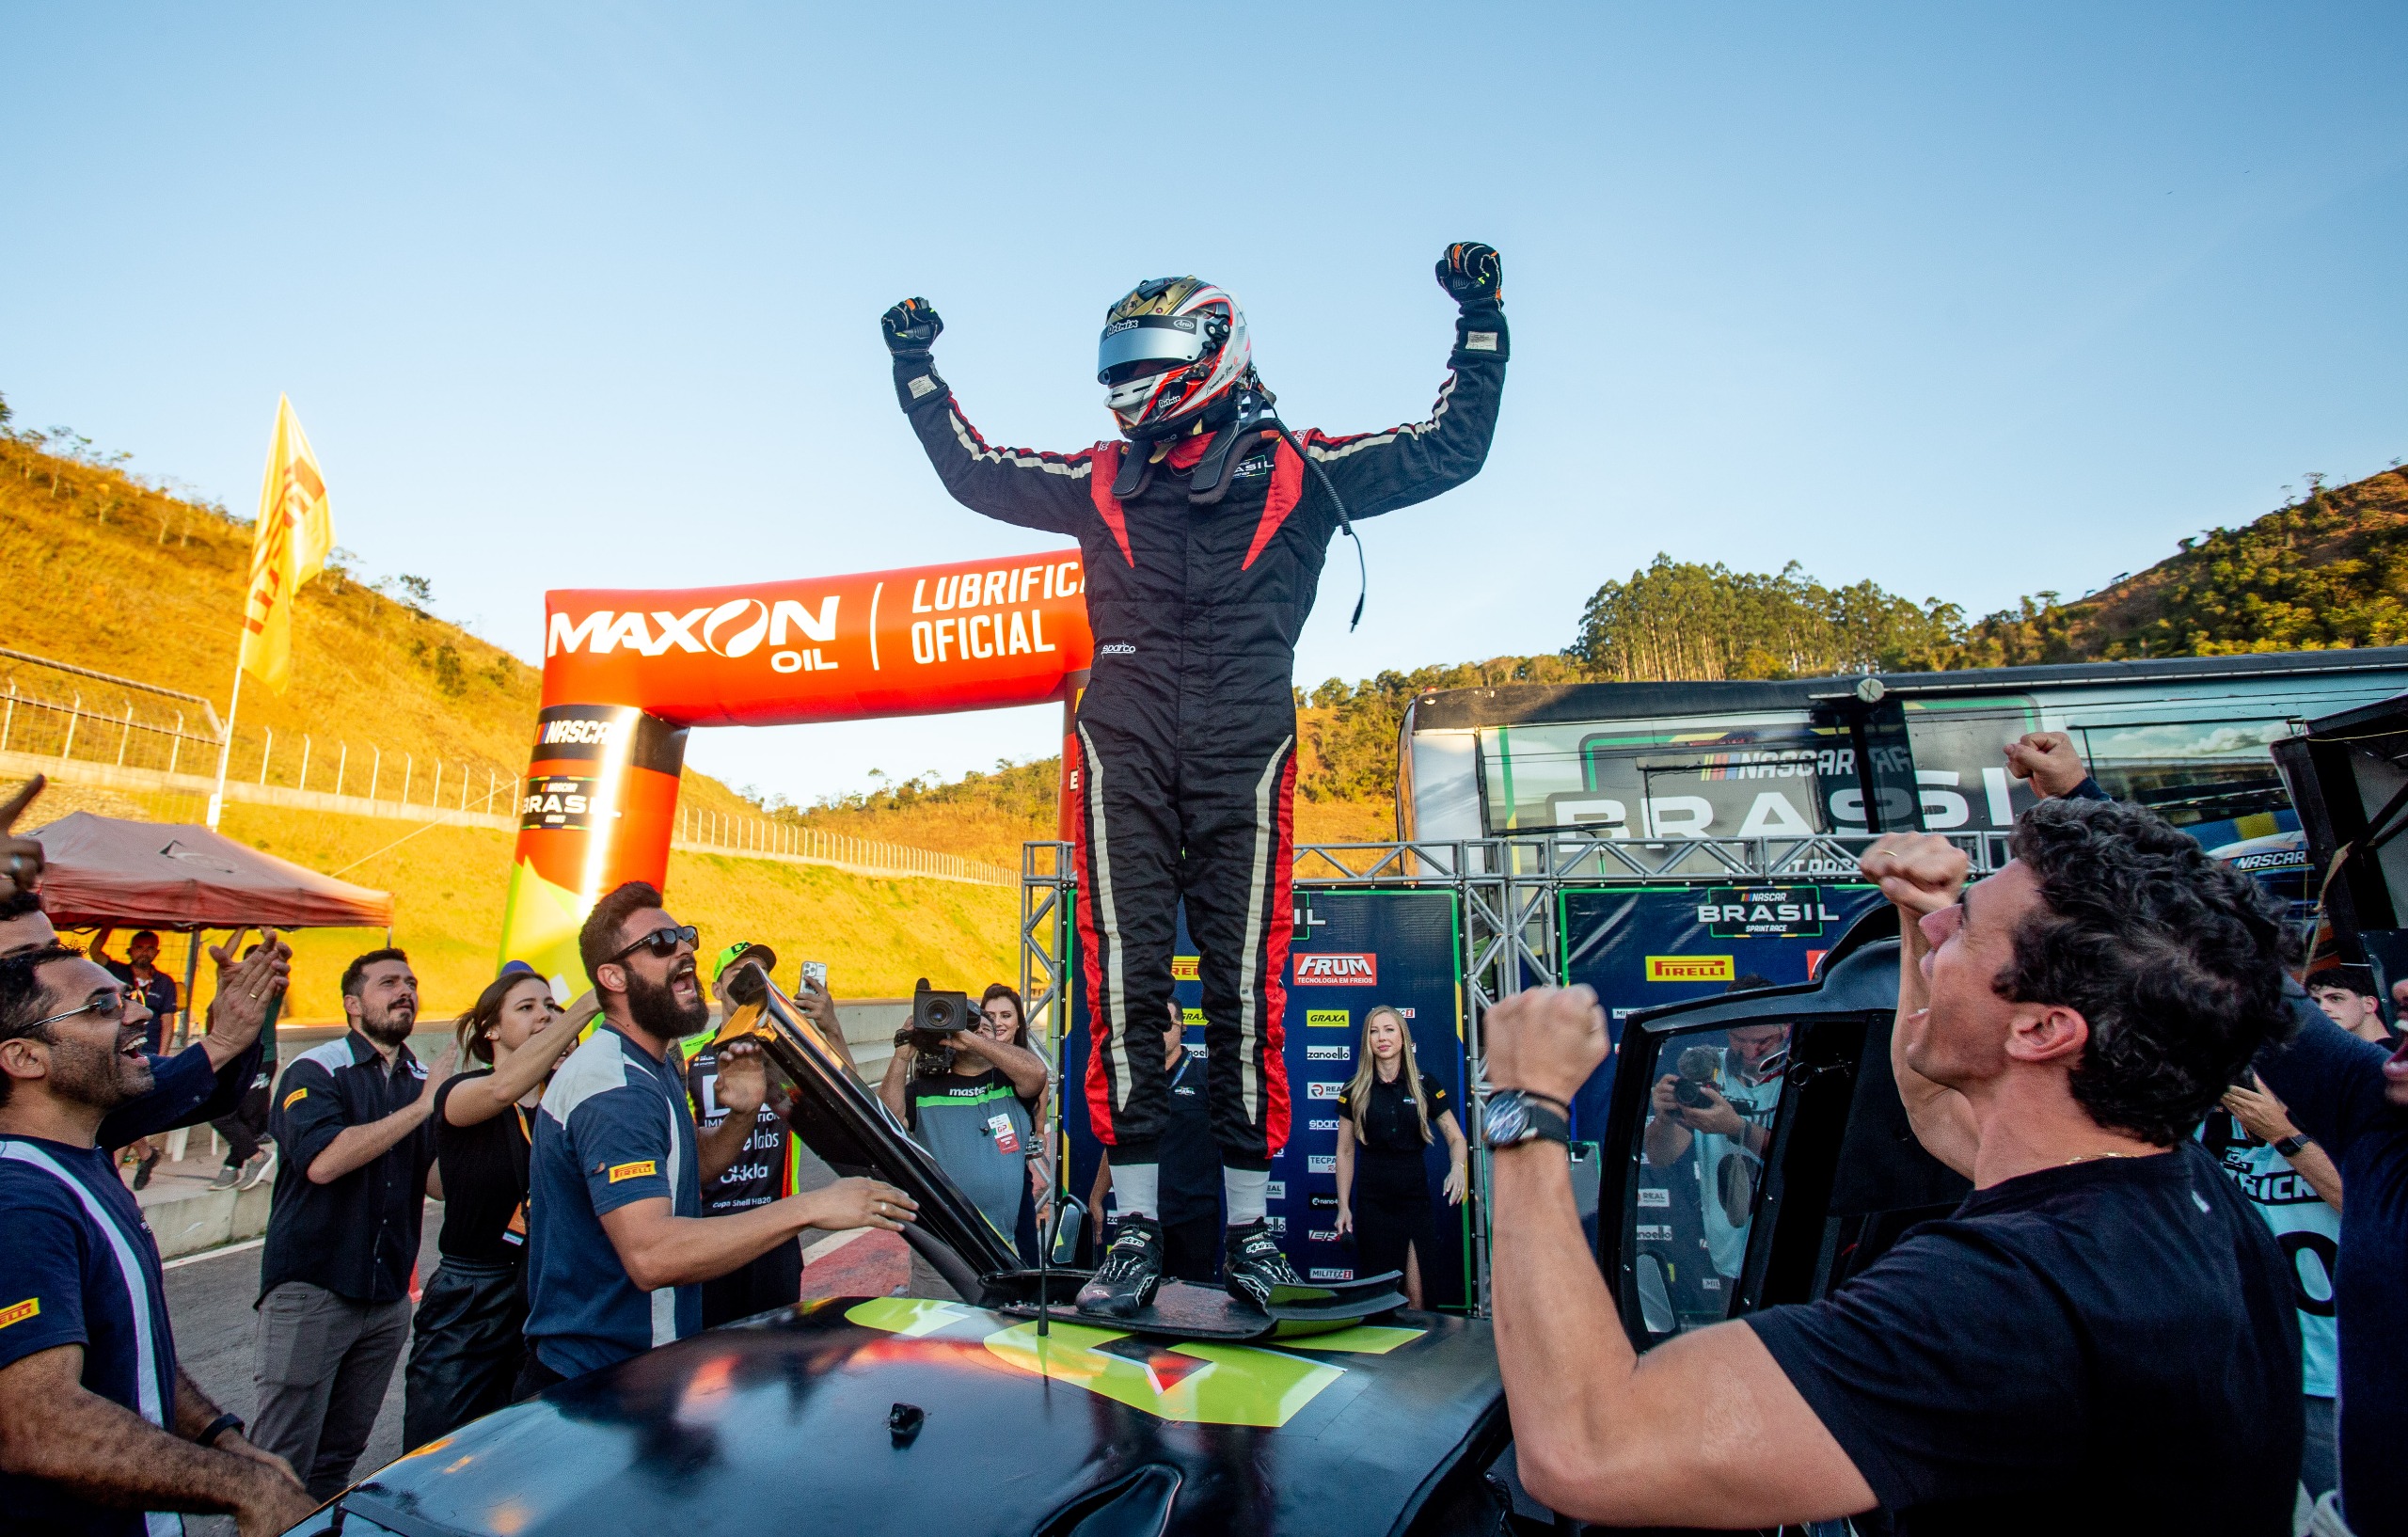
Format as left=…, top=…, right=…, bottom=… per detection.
left=1307, top=1228, right=1339, bottom=1243
left=1309, top=1268, right=1354, bottom=1282
left=1293, top=953, right=1376, bottom=986
left=547, top=595, right=838, bottom=659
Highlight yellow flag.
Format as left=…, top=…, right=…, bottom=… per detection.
left=239, top=396, right=335, bottom=694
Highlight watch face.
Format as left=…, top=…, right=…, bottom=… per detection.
left=1486, top=1093, right=1529, bottom=1147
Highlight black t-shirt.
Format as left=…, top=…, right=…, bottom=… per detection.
left=1339, top=1070, right=1450, bottom=1156
left=1159, top=1051, right=1220, bottom=1224
left=1747, top=1141, right=2299, bottom=1535
left=685, top=1042, right=790, bottom=1213
left=432, top=1071, right=532, bottom=1266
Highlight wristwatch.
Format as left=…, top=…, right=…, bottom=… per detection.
left=197, top=1412, right=245, bottom=1449
left=1482, top=1088, right=1571, bottom=1149
left=2273, top=1133, right=2313, bottom=1159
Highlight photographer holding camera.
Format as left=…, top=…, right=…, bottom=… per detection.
left=1643, top=982, right=1788, bottom=1281
left=879, top=982, right=1050, bottom=1250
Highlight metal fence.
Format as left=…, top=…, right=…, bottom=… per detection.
left=678, top=804, right=1016, bottom=885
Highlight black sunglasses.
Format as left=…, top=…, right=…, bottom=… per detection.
left=609, top=925, right=699, bottom=965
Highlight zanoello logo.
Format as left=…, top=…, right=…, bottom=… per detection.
left=1646, top=955, right=1734, bottom=983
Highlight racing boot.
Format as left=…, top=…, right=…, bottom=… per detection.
left=1077, top=1214, right=1165, bottom=1319
left=1222, top=1216, right=1301, bottom=1313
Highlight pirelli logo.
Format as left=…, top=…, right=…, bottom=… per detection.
left=608, top=1160, right=657, bottom=1183
left=0, top=1297, right=38, bottom=1330
left=1305, top=1008, right=1351, bottom=1029
left=281, top=1087, right=308, bottom=1110
left=1171, top=956, right=1199, bottom=982
left=1647, top=955, right=1734, bottom=983
left=1293, top=953, right=1375, bottom=985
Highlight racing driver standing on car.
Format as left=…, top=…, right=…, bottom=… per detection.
left=880, top=245, right=1508, bottom=1317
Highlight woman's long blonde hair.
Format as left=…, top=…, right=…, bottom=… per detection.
left=1344, top=1005, right=1433, bottom=1146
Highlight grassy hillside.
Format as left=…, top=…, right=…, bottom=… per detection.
left=0, top=418, right=759, bottom=822
left=1956, top=465, right=2408, bottom=665
left=34, top=798, right=1020, bottom=1027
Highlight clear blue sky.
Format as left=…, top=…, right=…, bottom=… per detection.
left=7, top=3, right=2404, bottom=805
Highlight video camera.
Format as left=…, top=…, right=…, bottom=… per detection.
left=897, top=977, right=974, bottom=1070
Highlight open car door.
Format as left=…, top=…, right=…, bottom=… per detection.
left=1593, top=906, right=1972, bottom=1351
left=714, top=967, right=1023, bottom=1299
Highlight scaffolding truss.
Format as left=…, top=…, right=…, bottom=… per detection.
left=1018, top=832, right=2004, bottom=1311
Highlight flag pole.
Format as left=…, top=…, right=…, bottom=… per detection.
left=206, top=659, right=244, bottom=831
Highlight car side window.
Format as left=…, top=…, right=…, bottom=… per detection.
left=1629, top=1021, right=1790, bottom=1339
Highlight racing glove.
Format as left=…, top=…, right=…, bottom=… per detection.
left=880, top=297, right=943, bottom=357
left=1435, top=243, right=1507, bottom=364
left=1434, top=243, right=1503, bottom=307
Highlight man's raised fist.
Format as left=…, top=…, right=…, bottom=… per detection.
left=1435, top=242, right=1503, bottom=306
left=880, top=297, right=943, bottom=355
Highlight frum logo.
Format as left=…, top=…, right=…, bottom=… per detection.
left=1293, top=953, right=1376, bottom=985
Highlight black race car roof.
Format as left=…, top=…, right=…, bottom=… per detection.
left=1405, top=647, right=2408, bottom=731
left=325, top=1296, right=1504, bottom=1537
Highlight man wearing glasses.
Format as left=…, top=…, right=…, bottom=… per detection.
left=518, top=883, right=917, bottom=1396
left=0, top=942, right=317, bottom=1536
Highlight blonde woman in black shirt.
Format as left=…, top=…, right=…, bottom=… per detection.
left=402, top=970, right=593, bottom=1447
left=1335, top=1005, right=1467, bottom=1307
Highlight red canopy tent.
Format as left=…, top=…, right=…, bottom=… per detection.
left=29, top=813, right=393, bottom=930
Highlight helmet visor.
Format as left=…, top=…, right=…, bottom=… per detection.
left=1098, top=314, right=1209, bottom=386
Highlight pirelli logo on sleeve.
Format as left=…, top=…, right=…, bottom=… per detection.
left=1646, top=955, right=1735, bottom=983
left=281, top=1087, right=308, bottom=1110
left=0, top=1297, right=39, bottom=1330
left=608, top=1160, right=658, bottom=1183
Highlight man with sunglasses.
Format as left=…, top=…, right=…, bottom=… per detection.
left=0, top=942, right=316, bottom=1537
left=521, top=884, right=916, bottom=1393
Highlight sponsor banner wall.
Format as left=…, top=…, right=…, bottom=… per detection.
left=1063, top=889, right=1469, bottom=1308
left=1558, top=883, right=1884, bottom=1141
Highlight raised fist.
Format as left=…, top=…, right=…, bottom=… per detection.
left=1435, top=242, right=1503, bottom=306
left=880, top=297, right=943, bottom=355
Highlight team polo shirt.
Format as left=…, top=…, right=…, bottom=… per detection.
left=0, top=1135, right=182, bottom=1537
left=261, top=1033, right=436, bottom=1304
left=906, top=1068, right=1038, bottom=1242
left=526, top=1025, right=704, bottom=1379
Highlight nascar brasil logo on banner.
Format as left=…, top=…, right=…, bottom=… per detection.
left=1294, top=953, right=1376, bottom=985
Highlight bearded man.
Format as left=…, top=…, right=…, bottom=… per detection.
left=517, top=884, right=912, bottom=1396
left=255, top=947, right=457, bottom=1498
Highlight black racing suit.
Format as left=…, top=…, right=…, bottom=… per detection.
left=890, top=302, right=1507, bottom=1172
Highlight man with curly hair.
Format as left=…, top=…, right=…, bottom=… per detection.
left=1483, top=796, right=2304, bottom=1534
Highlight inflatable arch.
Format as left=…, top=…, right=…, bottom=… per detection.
left=498, top=550, right=1093, bottom=985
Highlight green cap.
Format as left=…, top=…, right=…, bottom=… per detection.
left=712, top=941, right=776, bottom=982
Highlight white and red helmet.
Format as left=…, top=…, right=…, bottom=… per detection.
left=1096, top=277, right=1251, bottom=439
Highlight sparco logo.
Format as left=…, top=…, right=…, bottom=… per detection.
left=1307, top=1117, right=1338, bottom=1133
left=1099, top=642, right=1137, bottom=656
left=1293, top=953, right=1376, bottom=985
